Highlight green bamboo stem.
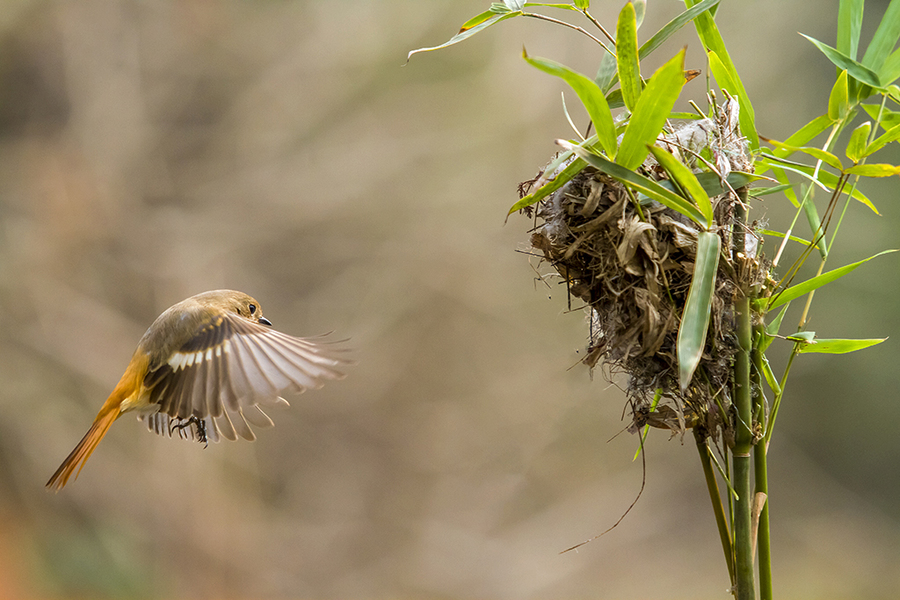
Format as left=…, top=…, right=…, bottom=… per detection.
left=695, top=429, right=735, bottom=588
left=732, top=195, right=755, bottom=600
left=733, top=292, right=755, bottom=600
left=752, top=339, right=773, bottom=600
left=754, top=438, right=772, bottom=600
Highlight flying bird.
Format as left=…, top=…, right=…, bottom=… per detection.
left=47, top=289, right=351, bottom=491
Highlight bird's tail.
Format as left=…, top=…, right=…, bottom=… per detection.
left=46, top=407, right=119, bottom=491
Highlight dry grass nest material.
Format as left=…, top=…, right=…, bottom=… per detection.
left=522, top=103, right=773, bottom=442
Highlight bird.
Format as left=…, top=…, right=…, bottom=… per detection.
left=46, top=289, right=352, bottom=491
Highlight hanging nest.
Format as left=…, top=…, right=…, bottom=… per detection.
left=523, top=101, right=774, bottom=443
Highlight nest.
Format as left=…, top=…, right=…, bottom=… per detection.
left=523, top=101, right=772, bottom=442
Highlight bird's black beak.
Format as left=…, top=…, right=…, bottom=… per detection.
left=259, top=317, right=273, bottom=327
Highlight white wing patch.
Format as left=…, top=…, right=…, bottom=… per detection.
left=168, top=341, right=230, bottom=371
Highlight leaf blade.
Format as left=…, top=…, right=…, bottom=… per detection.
left=797, top=337, right=888, bottom=354
left=768, top=249, right=898, bottom=309
left=617, top=2, right=642, bottom=113
left=678, top=231, right=721, bottom=390
left=616, top=49, right=687, bottom=170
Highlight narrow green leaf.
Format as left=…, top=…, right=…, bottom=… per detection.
left=575, top=0, right=590, bottom=9
left=862, top=104, right=900, bottom=130
left=838, top=0, right=865, bottom=60
left=694, top=171, right=769, bottom=196
left=863, top=121, right=900, bottom=155
left=407, top=11, right=520, bottom=61
left=786, top=331, right=817, bottom=343
left=686, top=0, right=759, bottom=149
left=801, top=189, right=828, bottom=258
left=844, top=163, right=900, bottom=176
left=759, top=228, right=813, bottom=247
left=751, top=184, right=793, bottom=197
left=634, top=0, right=646, bottom=29
left=507, top=153, right=587, bottom=214
left=758, top=304, right=790, bottom=353
left=762, top=136, right=844, bottom=170
left=707, top=50, right=759, bottom=150
left=649, top=145, right=713, bottom=227
left=861, top=0, right=900, bottom=70
left=880, top=46, right=900, bottom=84
left=617, top=2, right=642, bottom=112
left=523, top=50, right=618, bottom=156
left=505, top=0, right=525, bottom=10
left=565, top=142, right=708, bottom=224
left=641, top=0, right=721, bottom=60
left=801, top=33, right=883, bottom=88
left=797, top=337, right=888, bottom=354
left=678, top=231, right=721, bottom=391
left=757, top=155, right=879, bottom=213
left=846, top=121, right=872, bottom=162
left=595, top=51, right=618, bottom=94
left=768, top=249, right=898, bottom=309
left=617, top=49, right=687, bottom=170
left=522, top=2, right=578, bottom=8
left=772, top=114, right=836, bottom=159
left=828, top=70, right=850, bottom=120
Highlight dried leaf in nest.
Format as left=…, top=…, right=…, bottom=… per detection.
left=521, top=100, right=772, bottom=442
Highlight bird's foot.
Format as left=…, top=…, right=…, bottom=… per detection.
left=170, top=416, right=209, bottom=448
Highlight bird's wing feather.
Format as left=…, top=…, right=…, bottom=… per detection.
left=138, top=313, right=351, bottom=442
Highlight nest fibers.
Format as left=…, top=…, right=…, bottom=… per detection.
left=524, top=101, right=772, bottom=442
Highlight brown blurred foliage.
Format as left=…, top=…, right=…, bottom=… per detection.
left=0, top=1, right=898, bottom=599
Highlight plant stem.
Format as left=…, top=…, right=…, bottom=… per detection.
left=733, top=292, right=755, bottom=600
left=752, top=338, right=773, bottom=600
left=754, top=437, right=772, bottom=600
left=732, top=194, right=756, bottom=600
left=695, top=429, right=735, bottom=588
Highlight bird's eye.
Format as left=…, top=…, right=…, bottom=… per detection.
left=248, top=304, right=257, bottom=315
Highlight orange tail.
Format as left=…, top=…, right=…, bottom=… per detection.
left=46, top=407, right=119, bottom=491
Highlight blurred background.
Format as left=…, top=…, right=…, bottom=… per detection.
left=1, top=1, right=898, bottom=598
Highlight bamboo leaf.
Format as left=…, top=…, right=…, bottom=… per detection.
left=634, top=0, right=646, bottom=29
left=761, top=136, right=844, bottom=170
left=575, top=0, right=590, bottom=9
left=757, top=155, right=879, bottom=213
left=861, top=0, right=900, bottom=70
left=863, top=121, right=900, bottom=155
left=844, top=163, right=900, bottom=176
left=759, top=229, right=813, bottom=247
left=649, top=145, right=713, bottom=227
left=828, top=70, right=850, bottom=120
left=686, top=0, right=759, bottom=149
left=797, top=337, right=888, bottom=354
left=846, top=121, right=872, bottom=162
left=772, top=114, right=836, bottom=159
left=595, top=51, right=618, bottom=93
left=617, top=2, right=642, bottom=112
left=406, top=10, right=520, bottom=62
left=768, top=249, right=898, bottom=309
left=801, top=33, right=883, bottom=88
left=801, top=188, right=828, bottom=258
left=837, top=0, right=864, bottom=60
left=757, top=305, right=790, bottom=354
left=507, top=152, right=587, bottom=214
left=678, top=231, right=721, bottom=391
left=523, top=50, right=618, bottom=156
left=640, top=0, right=721, bottom=59
left=617, top=49, right=687, bottom=170
left=564, top=142, right=708, bottom=224
left=881, top=46, right=900, bottom=85
left=707, top=50, right=759, bottom=150
left=862, top=104, right=900, bottom=130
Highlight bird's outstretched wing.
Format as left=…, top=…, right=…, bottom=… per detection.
left=139, top=313, right=351, bottom=442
